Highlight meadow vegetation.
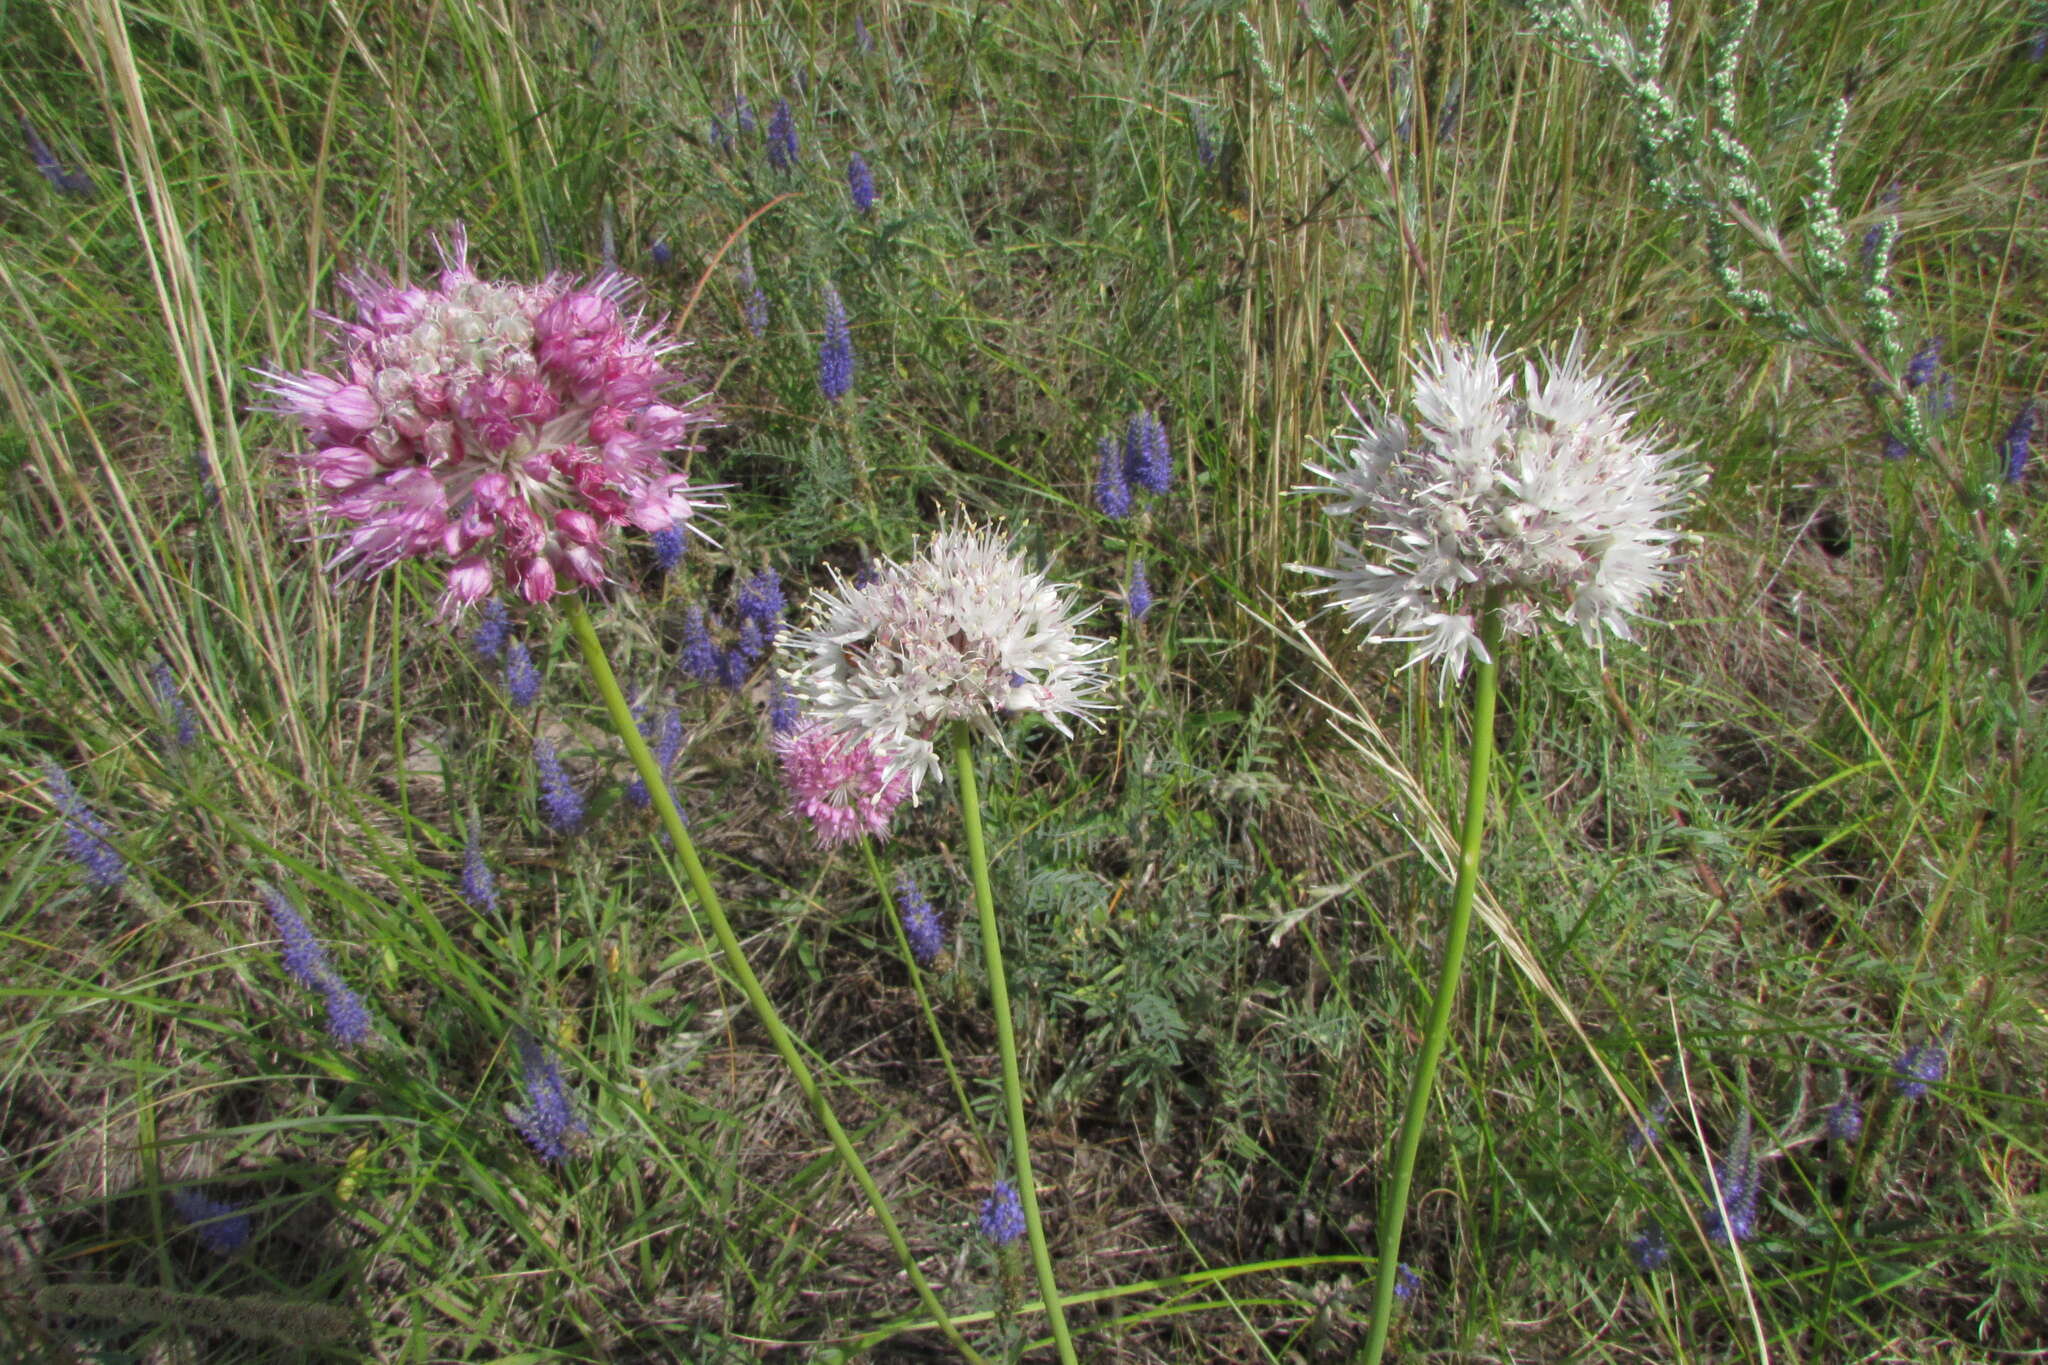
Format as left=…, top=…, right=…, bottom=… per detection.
left=3, top=1, right=2046, bottom=1359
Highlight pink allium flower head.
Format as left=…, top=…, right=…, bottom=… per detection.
left=260, top=226, right=722, bottom=613
left=774, top=721, right=911, bottom=847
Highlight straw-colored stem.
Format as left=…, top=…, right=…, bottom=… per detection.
left=951, top=720, right=1078, bottom=1365
left=1357, top=603, right=1505, bottom=1365
left=565, top=600, right=985, bottom=1365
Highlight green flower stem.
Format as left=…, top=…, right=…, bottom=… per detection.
left=951, top=720, right=1078, bottom=1365
left=859, top=836, right=986, bottom=1157
left=1358, top=603, right=1505, bottom=1365
left=565, top=601, right=986, bottom=1365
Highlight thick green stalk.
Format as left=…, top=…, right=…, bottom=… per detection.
left=1358, top=606, right=1505, bottom=1365
left=859, top=836, right=984, bottom=1152
left=564, top=601, right=986, bottom=1365
left=952, top=721, right=1078, bottom=1365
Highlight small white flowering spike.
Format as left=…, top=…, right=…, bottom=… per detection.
left=781, top=521, right=1111, bottom=797
left=1294, top=333, right=1689, bottom=685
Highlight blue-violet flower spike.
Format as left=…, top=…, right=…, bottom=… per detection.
left=848, top=153, right=875, bottom=214
left=2001, top=401, right=2036, bottom=484
left=767, top=98, right=797, bottom=172
left=534, top=739, right=585, bottom=834
left=818, top=283, right=854, bottom=402
left=170, top=1190, right=251, bottom=1256
left=896, top=876, right=945, bottom=966
left=513, top=1030, right=588, bottom=1162
left=460, top=820, right=499, bottom=913
left=42, top=761, right=126, bottom=891
left=978, top=1180, right=1025, bottom=1245
left=471, top=598, right=511, bottom=661
left=504, top=638, right=542, bottom=708
left=1094, top=435, right=1132, bottom=519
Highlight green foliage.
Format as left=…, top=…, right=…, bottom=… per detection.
left=3, top=0, right=2046, bottom=1359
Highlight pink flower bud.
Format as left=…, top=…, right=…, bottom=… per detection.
left=516, top=554, right=556, bottom=604
left=443, top=557, right=494, bottom=611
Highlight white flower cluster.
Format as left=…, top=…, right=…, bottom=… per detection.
left=781, top=522, right=1111, bottom=796
left=1296, top=334, right=1689, bottom=683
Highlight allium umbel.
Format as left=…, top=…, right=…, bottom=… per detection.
left=781, top=522, right=1111, bottom=795
left=261, top=227, right=720, bottom=613
left=775, top=721, right=911, bottom=846
left=1296, top=335, right=1689, bottom=684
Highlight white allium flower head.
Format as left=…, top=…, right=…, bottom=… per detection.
left=780, top=519, right=1112, bottom=797
left=1294, top=332, right=1690, bottom=685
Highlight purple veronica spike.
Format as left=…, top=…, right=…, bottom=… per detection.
left=150, top=661, right=200, bottom=749
left=19, top=117, right=93, bottom=196
left=1904, top=338, right=1942, bottom=390
left=736, top=569, right=785, bottom=637
left=534, top=739, right=585, bottom=834
left=818, top=284, right=854, bottom=402
left=504, top=638, right=542, bottom=708
left=1194, top=110, right=1217, bottom=169
left=847, top=153, right=875, bottom=215
left=681, top=605, right=720, bottom=682
left=319, top=979, right=374, bottom=1047
left=709, top=114, right=732, bottom=157
left=1627, top=1090, right=1671, bottom=1153
left=1628, top=1225, right=1669, bottom=1271
left=2001, top=401, right=2036, bottom=483
left=512, top=1030, right=588, bottom=1162
left=1094, top=434, right=1132, bottom=519
left=260, top=885, right=373, bottom=1046
left=738, top=250, right=768, bottom=338
left=170, top=1189, right=251, bottom=1256
left=1861, top=182, right=1900, bottom=272
left=1882, top=432, right=1910, bottom=460
left=1393, top=1264, right=1421, bottom=1302
left=735, top=97, right=756, bottom=136
left=471, top=599, right=512, bottom=661
left=1893, top=1034, right=1948, bottom=1099
left=767, top=99, right=798, bottom=172
left=42, top=761, right=126, bottom=891
left=896, top=876, right=945, bottom=965
left=262, top=885, right=328, bottom=989
left=1825, top=1093, right=1862, bottom=1141
left=1126, top=559, right=1153, bottom=621
left=460, top=820, right=499, bottom=912
left=650, top=525, right=685, bottom=572
left=625, top=706, right=685, bottom=809
left=1702, top=1123, right=1759, bottom=1244
left=1124, top=410, right=1171, bottom=496
left=768, top=677, right=802, bottom=734
left=649, top=240, right=673, bottom=269
left=978, top=1180, right=1025, bottom=1245
left=732, top=615, right=766, bottom=665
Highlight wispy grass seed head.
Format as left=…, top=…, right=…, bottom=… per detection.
left=781, top=521, right=1111, bottom=796
left=1296, top=334, right=1689, bottom=685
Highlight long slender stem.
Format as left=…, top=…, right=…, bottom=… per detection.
left=564, top=601, right=987, bottom=1365
left=1358, top=605, right=1505, bottom=1365
left=859, top=836, right=986, bottom=1158
left=952, top=720, right=1078, bottom=1365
